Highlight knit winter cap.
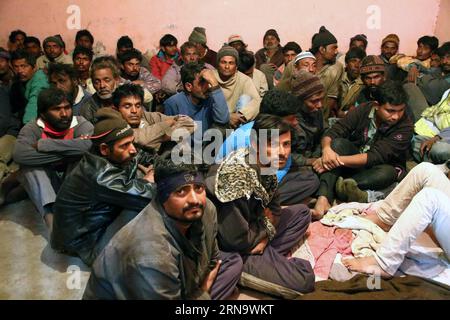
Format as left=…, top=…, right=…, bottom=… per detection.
left=43, top=36, right=64, bottom=48
left=263, top=29, right=280, bottom=42
left=188, top=27, right=207, bottom=45
left=228, top=34, right=245, bottom=45
left=350, top=34, right=368, bottom=47
left=360, top=55, right=385, bottom=75
left=290, top=70, right=325, bottom=100
left=294, top=51, right=316, bottom=64
left=217, top=45, right=239, bottom=64
left=91, top=108, right=134, bottom=145
left=381, top=34, right=400, bottom=47
left=311, top=26, right=337, bottom=48
left=0, top=48, right=10, bottom=60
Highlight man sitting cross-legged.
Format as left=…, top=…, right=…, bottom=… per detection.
left=13, top=87, right=93, bottom=230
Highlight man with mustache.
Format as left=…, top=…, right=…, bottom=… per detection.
left=83, top=155, right=242, bottom=299
left=10, top=49, right=49, bottom=124
left=35, top=36, right=72, bottom=70
left=309, top=26, right=343, bottom=122
left=312, top=81, right=414, bottom=217
left=118, top=48, right=161, bottom=96
left=338, top=47, right=367, bottom=116
left=255, top=29, right=284, bottom=90
left=47, top=63, right=91, bottom=116
left=207, top=114, right=315, bottom=298
left=355, top=55, right=386, bottom=106
left=79, top=56, right=120, bottom=123
left=51, top=108, right=155, bottom=266
left=12, top=87, right=93, bottom=230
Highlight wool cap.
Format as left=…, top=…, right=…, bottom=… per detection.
left=91, top=108, right=134, bottom=145
left=217, top=45, right=239, bottom=64
left=43, top=36, right=64, bottom=48
left=312, top=26, right=337, bottom=48
left=188, top=27, right=207, bottom=45
left=228, top=34, right=245, bottom=45
left=360, top=55, right=385, bottom=75
left=263, top=29, right=280, bottom=42
left=381, top=34, right=400, bottom=47
left=294, top=51, right=316, bottom=64
left=350, top=34, right=368, bottom=47
left=0, top=48, right=10, bottom=60
left=290, top=70, right=325, bottom=100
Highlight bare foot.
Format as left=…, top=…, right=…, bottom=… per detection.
left=342, top=255, right=392, bottom=279
left=312, top=196, right=331, bottom=220
left=44, top=213, right=54, bottom=234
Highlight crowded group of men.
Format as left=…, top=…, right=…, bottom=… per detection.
left=1, top=25, right=450, bottom=299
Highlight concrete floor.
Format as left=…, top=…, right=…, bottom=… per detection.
left=0, top=199, right=268, bottom=300
left=0, top=199, right=90, bottom=299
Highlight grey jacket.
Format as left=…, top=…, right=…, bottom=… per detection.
left=83, top=197, right=219, bottom=300
left=12, top=116, right=93, bottom=167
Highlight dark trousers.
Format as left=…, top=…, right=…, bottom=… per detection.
left=210, top=251, right=243, bottom=300
left=278, top=167, right=320, bottom=206
left=317, top=138, right=398, bottom=203
left=241, top=204, right=315, bottom=293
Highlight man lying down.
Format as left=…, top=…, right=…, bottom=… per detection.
left=341, top=161, right=450, bottom=278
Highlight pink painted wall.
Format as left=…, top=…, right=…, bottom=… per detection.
left=1, top=0, right=448, bottom=58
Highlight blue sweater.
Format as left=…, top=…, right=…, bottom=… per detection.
left=164, top=89, right=230, bottom=135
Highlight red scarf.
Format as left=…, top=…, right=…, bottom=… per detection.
left=41, top=121, right=75, bottom=140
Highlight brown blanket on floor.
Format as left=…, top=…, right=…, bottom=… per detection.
left=297, top=275, right=450, bottom=300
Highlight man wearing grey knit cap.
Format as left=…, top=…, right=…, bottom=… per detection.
left=213, top=45, right=261, bottom=128
left=188, top=26, right=218, bottom=68
left=310, top=26, right=344, bottom=122
left=36, top=35, right=72, bottom=70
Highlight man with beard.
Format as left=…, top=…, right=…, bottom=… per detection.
left=83, top=155, right=243, bottom=299
left=206, top=114, right=315, bottom=297
left=51, top=108, right=155, bottom=266
left=188, top=27, right=218, bottom=68
left=216, top=87, right=322, bottom=206
left=164, top=62, right=229, bottom=141
left=338, top=47, right=366, bottom=116
left=72, top=45, right=93, bottom=89
left=255, top=29, right=284, bottom=90
left=355, top=55, right=386, bottom=105
left=310, top=26, right=344, bottom=122
left=378, top=34, right=405, bottom=82
left=36, top=36, right=72, bottom=70
left=118, top=48, right=161, bottom=96
left=80, top=56, right=120, bottom=123
left=312, top=81, right=413, bottom=217
left=162, top=41, right=214, bottom=96
left=275, top=51, right=317, bottom=92
left=12, top=87, right=93, bottom=230
left=47, top=63, right=91, bottom=115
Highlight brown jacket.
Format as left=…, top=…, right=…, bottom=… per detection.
left=133, top=111, right=195, bottom=150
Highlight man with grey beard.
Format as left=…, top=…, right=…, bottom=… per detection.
left=80, top=56, right=120, bottom=123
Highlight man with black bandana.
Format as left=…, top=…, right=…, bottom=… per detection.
left=83, top=155, right=242, bottom=299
